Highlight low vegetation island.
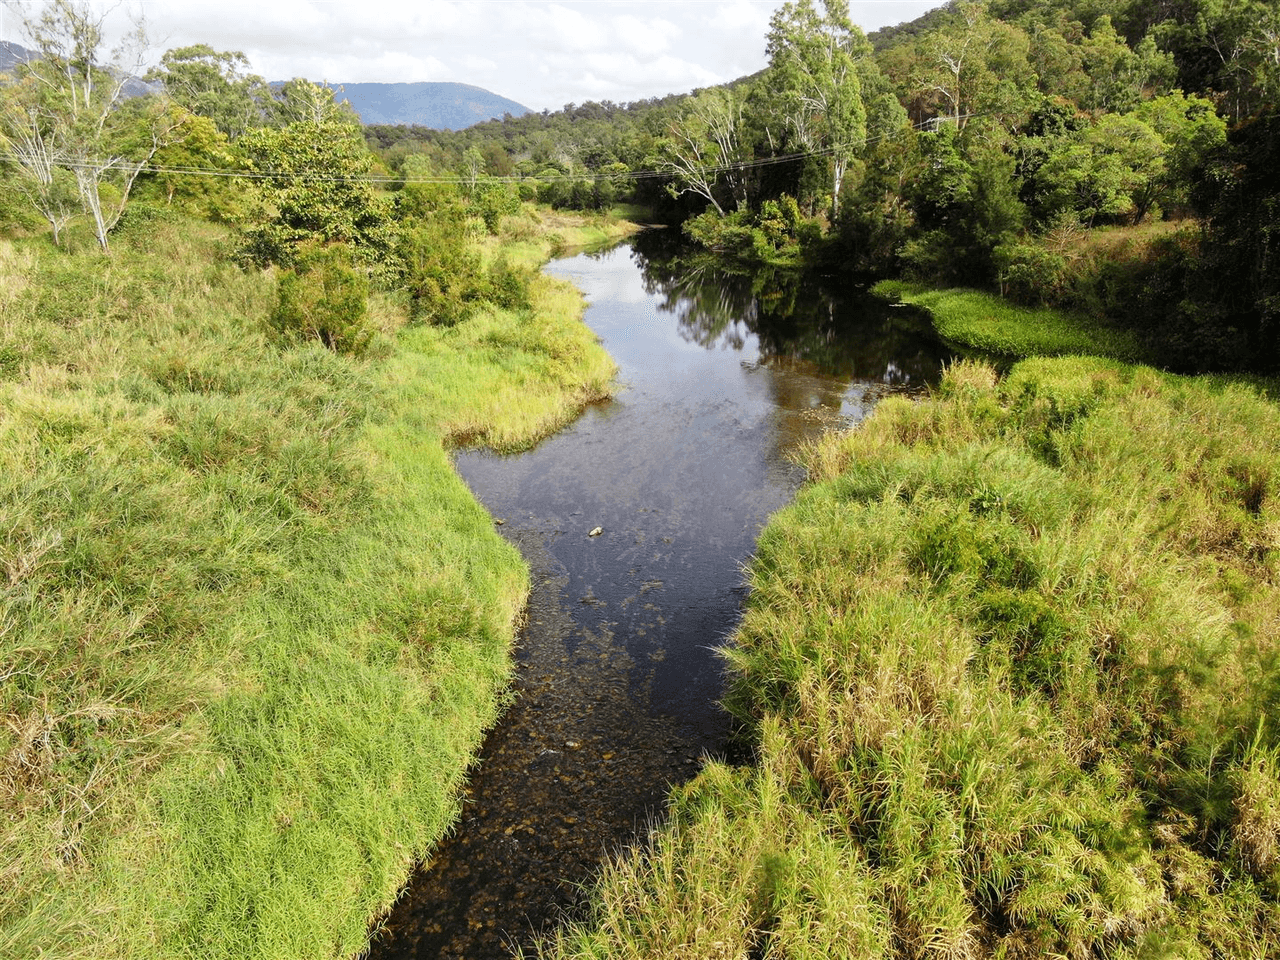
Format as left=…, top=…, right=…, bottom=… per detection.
left=2, top=0, right=1278, bottom=956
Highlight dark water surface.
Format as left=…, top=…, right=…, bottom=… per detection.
left=369, top=233, right=954, bottom=959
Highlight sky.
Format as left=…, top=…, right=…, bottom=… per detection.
left=2, top=0, right=943, bottom=113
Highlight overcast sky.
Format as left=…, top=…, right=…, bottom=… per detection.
left=2, top=0, right=943, bottom=113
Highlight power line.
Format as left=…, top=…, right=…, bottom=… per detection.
left=0, top=112, right=980, bottom=186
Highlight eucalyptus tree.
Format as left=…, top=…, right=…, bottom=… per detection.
left=765, top=0, right=870, bottom=220
left=0, top=0, right=180, bottom=251
left=269, top=78, right=360, bottom=128
left=1156, top=0, right=1280, bottom=122
left=146, top=44, right=270, bottom=141
left=0, top=76, right=79, bottom=244
left=908, top=1, right=1040, bottom=134
left=657, top=86, right=751, bottom=216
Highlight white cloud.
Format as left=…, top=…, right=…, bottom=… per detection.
left=611, top=14, right=680, bottom=56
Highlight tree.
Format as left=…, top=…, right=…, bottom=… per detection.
left=268, top=78, right=360, bottom=128
left=146, top=44, right=270, bottom=141
left=0, top=0, right=181, bottom=251
left=1185, top=107, right=1280, bottom=370
left=136, top=112, right=242, bottom=219
left=1133, top=91, right=1226, bottom=218
left=460, top=145, right=485, bottom=196
left=237, top=117, right=396, bottom=271
left=0, top=77, right=79, bottom=244
left=766, top=0, right=869, bottom=219
left=1078, top=17, right=1172, bottom=112
left=902, top=128, right=1025, bottom=283
left=1156, top=0, right=1279, bottom=122
left=657, top=87, right=750, bottom=216
left=910, top=2, right=1037, bottom=134
left=1028, top=113, right=1164, bottom=225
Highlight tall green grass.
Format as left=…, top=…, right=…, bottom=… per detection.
left=874, top=279, right=1147, bottom=363
left=486, top=202, right=644, bottom=271
left=536, top=357, right=1280, bottom=959
left=0, top=211, right=615, bottom=958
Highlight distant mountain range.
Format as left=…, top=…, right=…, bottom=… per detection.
left=0, top=39, right=32, bottom=73
left=335, top=82, right=530, bottom=129
left=2, top=41, right=528, bottom=130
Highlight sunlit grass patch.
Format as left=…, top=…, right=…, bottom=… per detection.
left=874, top=279, right=1147, bottom=363
left=488, top=204, right=643, bottom=271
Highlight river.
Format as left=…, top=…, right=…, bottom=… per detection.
left=369, top=231, right=954, bottom=959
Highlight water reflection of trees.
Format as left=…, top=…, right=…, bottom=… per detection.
left=629, top=232, right=953, bottom=387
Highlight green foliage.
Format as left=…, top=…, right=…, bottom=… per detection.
left=0, top=1, right=181, bottom=252
left=269, top=244, right=372, bottom=355
left=1183, top=107, right=1280, bottom=372
left=682, top=196, right=820, bottom=264
left=145, top=44, right=270, bottom=141
left=132, top=114, right=244, bottom=221
left=536, top=176, right=620, bottom=212
left=873, top=279, right=1147, bottom=361
left=0, top=161, right=44, bottom=235
left=399, top=213, right=486, bottom=325
left=766, top=0, right=871, bottom=219
left=903, top=131, right=1025, bottom=284
left=473, top=181, right=522, bottom=234
left=237, top=118, right=397, bottom=273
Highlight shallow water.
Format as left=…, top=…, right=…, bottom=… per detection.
left=369, top=233, right=953, bottom=958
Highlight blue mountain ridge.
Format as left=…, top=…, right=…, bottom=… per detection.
left=334, top=81, right=530, bottom=129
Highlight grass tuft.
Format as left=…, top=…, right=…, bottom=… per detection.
left=874, top=280, right=1148, bottom=363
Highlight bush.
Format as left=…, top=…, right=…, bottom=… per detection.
left=995, top=241, right=1069, bottom=305
left=682, top=197, right=817, bottom=265
left=484, top=257, right=533, bottom=312
left=269, top=243, right=372, bottom=355
left=400, top=218, right=485, bottom=325
left=399, top=221, right=533, bottom=325
left=474, top=183, right=521, bottom=235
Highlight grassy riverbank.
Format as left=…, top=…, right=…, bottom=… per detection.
left=0, top=209, right=615, bottom=958
left=537, top=356, right=1280, bottom=958
left=873, top=279, right=1147, bottom=363
left=486, top=205, right=646, bottom=272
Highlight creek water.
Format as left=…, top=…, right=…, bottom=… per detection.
left=369, top=231, right=954, bottom=959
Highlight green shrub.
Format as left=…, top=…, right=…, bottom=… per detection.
left=474, top=183, right=521, bottom=235
left=400, top=218, right=485, bottom=326
left=995, top=240, right=1069, bottom=305
left=269, top=243, right=372, bottom=355
left=484, top=257, right=533, bottom=312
